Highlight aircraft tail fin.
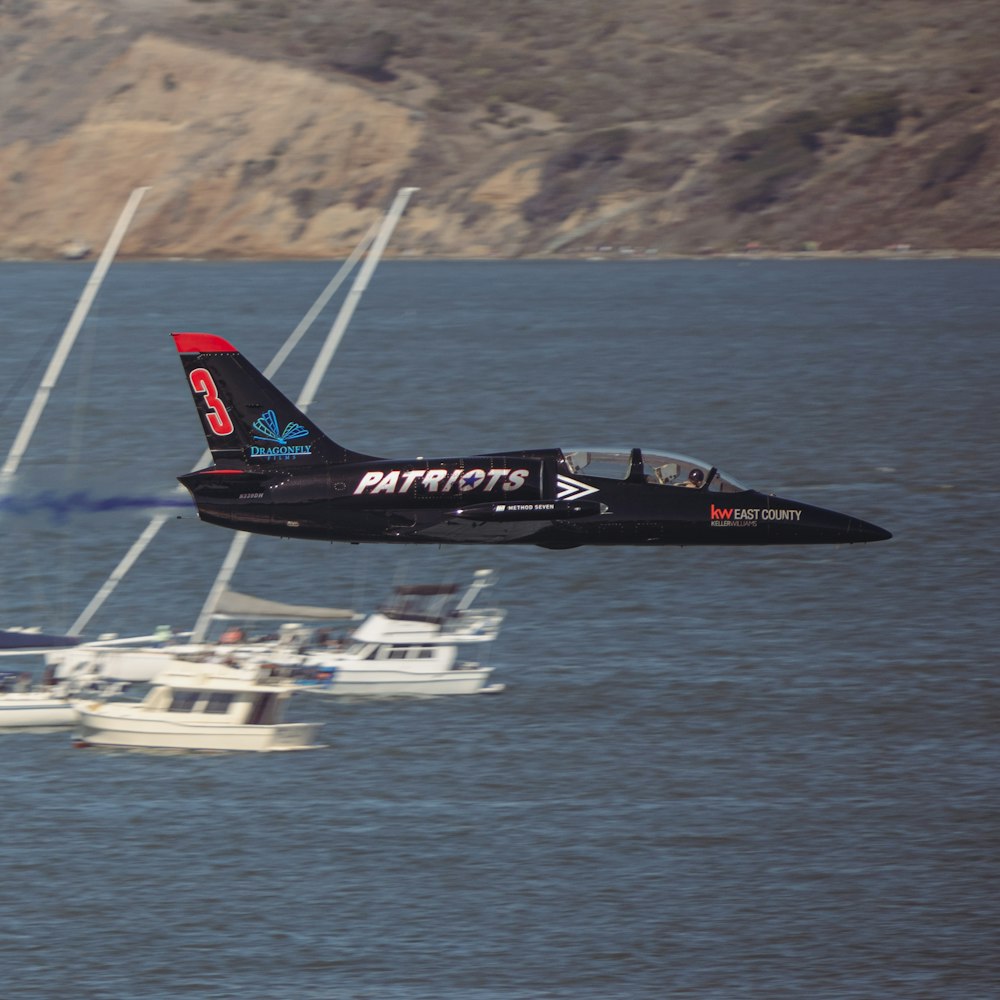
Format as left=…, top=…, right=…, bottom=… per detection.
left=172, top=333, right=369, bottom=470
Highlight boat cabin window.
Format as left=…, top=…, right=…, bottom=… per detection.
left=168, top=690, right=199, bottom=713
left=383, top=584, right=459, bottom=624
left=562, top=448, right=747, bottom=493
left=203, top=692, right=234, bottom=715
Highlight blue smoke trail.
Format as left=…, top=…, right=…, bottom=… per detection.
left=0, top=490, right=193, bottom=522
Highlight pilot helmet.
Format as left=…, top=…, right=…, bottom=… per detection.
left=688, top=468, right=704, bottom=484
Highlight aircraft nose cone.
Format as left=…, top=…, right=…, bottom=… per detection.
left=807, top=507, right=892, bottom=544
left=849, top=517, right=892, bottom=543
left=767, top=498, right=891, bottom=544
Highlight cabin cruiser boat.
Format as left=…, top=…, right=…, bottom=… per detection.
left=296, top=569, right=505, bottom=696
left=73, top=659, right=323, bottom=752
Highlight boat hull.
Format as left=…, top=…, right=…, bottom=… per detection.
left=0, top=695, right=77, bottom=728
left=73, top=704, right=322, bottom=751
left=300, top=665, right=494, bottom=696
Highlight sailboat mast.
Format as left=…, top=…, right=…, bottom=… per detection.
left=298, top=186, right=418, bottom=413
left=1, top=186, right=149, bottom=483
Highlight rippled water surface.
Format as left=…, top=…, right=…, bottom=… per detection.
left=1, top=260, right=997, bottom=998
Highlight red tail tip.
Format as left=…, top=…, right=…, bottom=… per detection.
left=172, top=333, right=238, bottom=354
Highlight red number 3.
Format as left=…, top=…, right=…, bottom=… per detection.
left=189, top=368, right=235, bottom=436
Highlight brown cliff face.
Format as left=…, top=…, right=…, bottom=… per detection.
left=1, top=28, right=424, bottom=258
left=2, top=0, right=998, bottom=259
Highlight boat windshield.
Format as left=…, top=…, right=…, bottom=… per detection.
left=562, top=448, right=748, bottom=493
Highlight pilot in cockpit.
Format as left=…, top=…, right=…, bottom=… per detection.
left=681, top=468, right=705, bottom=488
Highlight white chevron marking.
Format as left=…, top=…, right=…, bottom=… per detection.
left=556, top=475, right=600, bottom=501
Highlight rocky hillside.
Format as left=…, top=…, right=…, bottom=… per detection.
left=2, top=0, right=998, bottom=258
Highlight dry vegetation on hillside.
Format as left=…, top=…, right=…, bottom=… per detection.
left=2, top=0, right=998, bottom=256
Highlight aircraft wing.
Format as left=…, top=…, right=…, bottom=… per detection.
left=382, top=512, right=544, bottom=544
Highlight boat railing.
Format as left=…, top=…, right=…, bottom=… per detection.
left=380, top=610, right=447, bottom=625
left=442, top=609, right=506, bottom=636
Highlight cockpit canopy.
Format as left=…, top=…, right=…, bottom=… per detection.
left=562, top=448, right=748, bottom=494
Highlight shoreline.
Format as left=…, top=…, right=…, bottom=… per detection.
left=3, top=248, right=1000, bottom=264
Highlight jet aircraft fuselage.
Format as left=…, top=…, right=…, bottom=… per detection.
left=173, top=333, right=891, bottom=548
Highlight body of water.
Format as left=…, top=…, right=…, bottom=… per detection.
left=0, top=259, right=997, bottom=998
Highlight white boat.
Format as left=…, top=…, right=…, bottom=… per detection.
left=0, top=669, right=78, bottom=728
left=44, top=629, right=191, bottom=684
left=0, top=690, right=78, bottom=729
left=73, top=660, right=323, bottom=752
left=0, top=669, right=121, bottom=729
left=296, top=569, right=505, bottom=697
left=45, top=592, right=357, bottom=684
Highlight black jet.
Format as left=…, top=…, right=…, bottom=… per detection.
left=173, top=333, right=891, bottom=548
